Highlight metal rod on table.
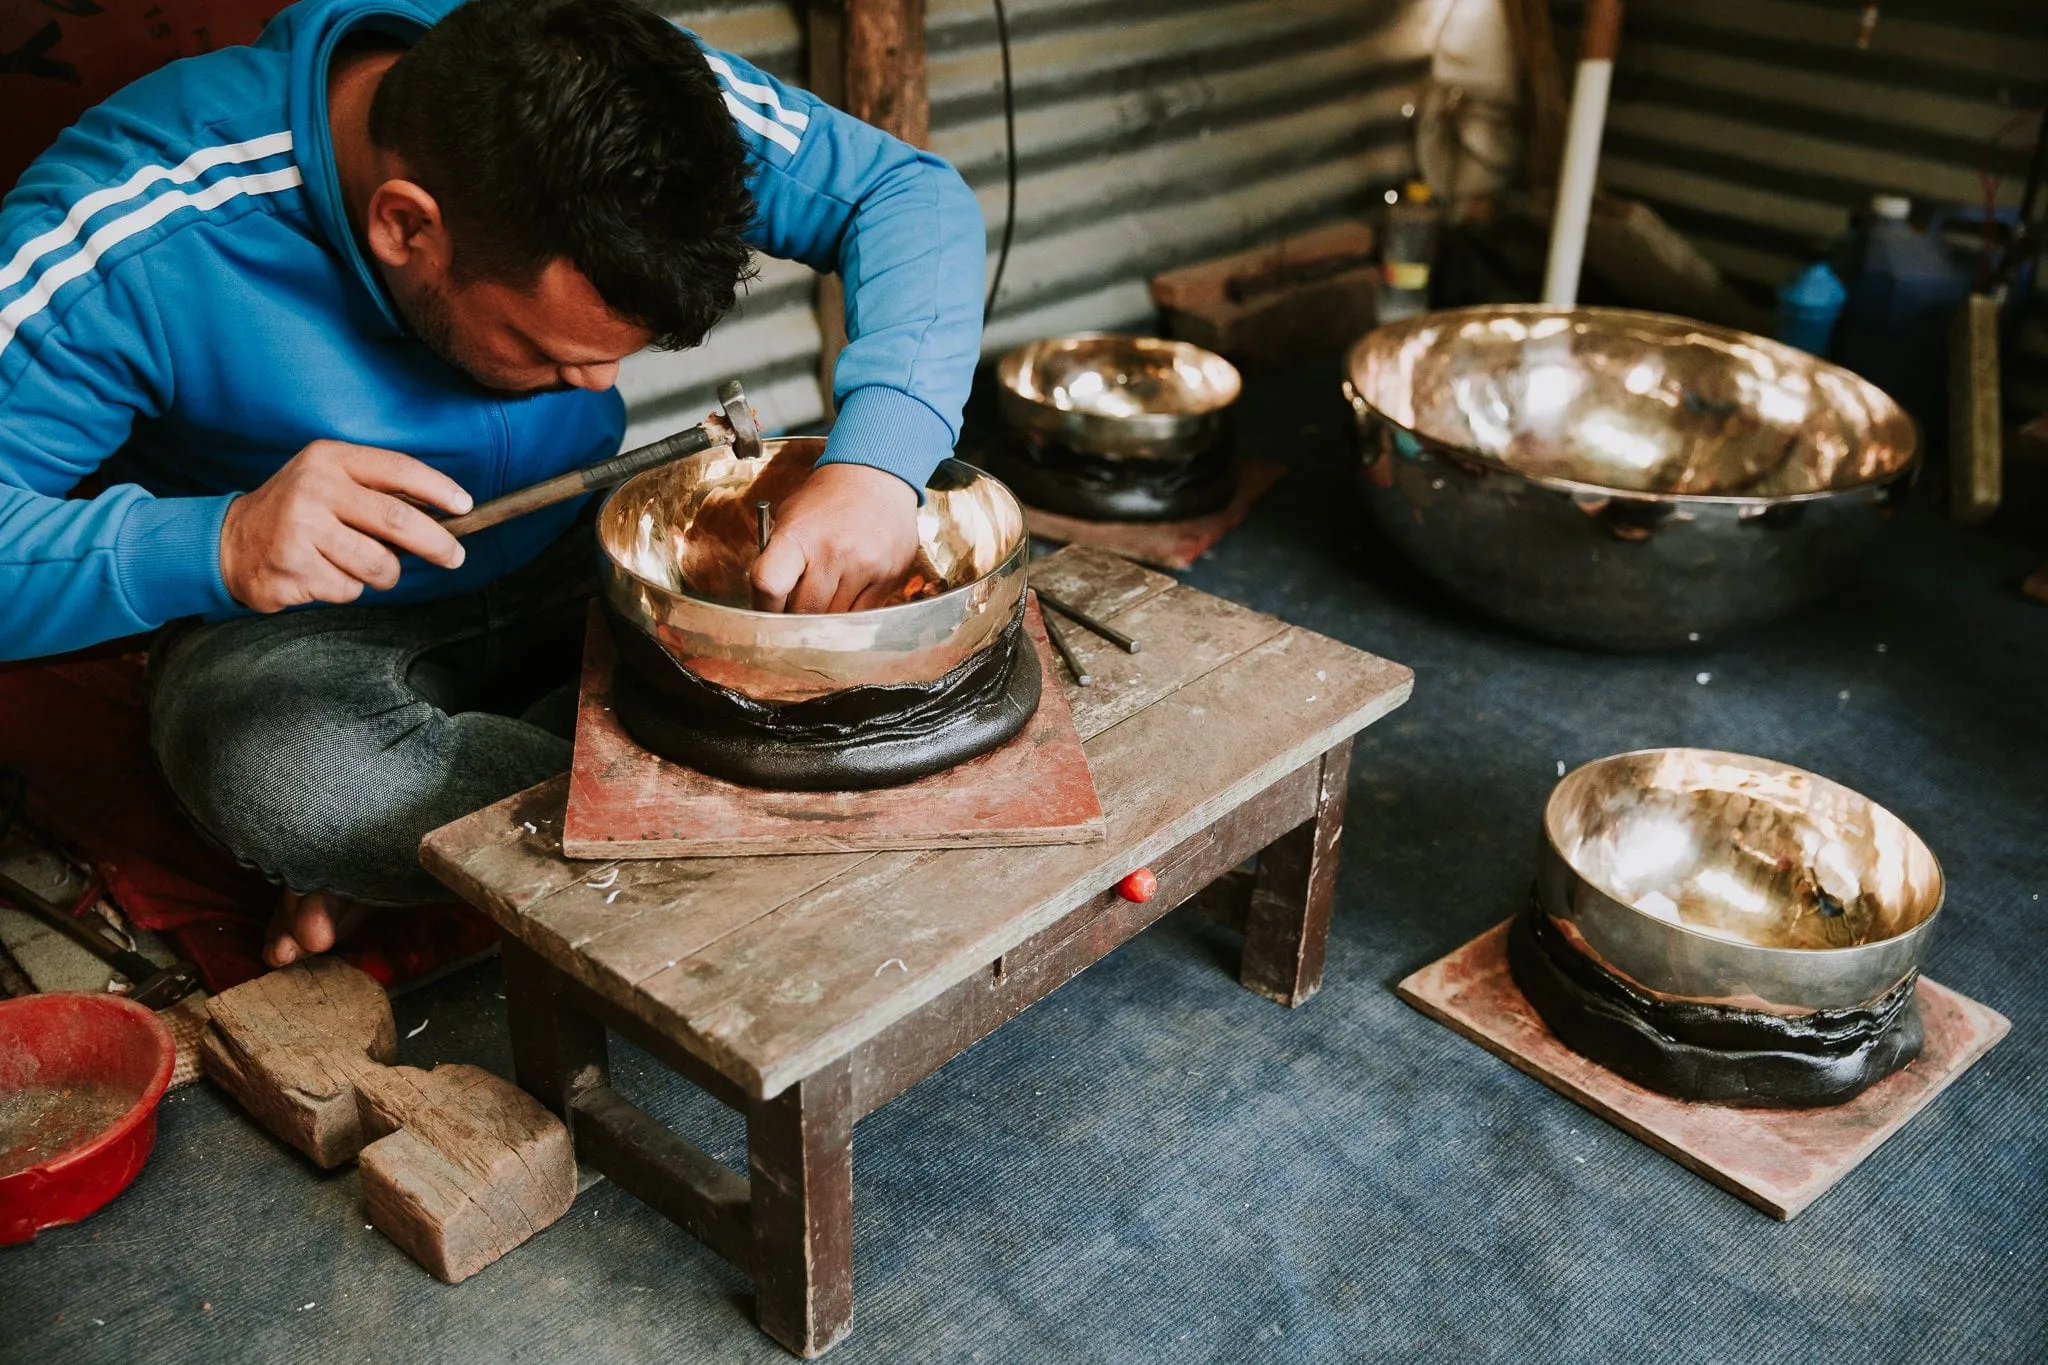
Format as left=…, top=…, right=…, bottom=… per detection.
left=1039, top=608, right=1092, bottom=686
left=1035, top=588, right=1141, bottom=654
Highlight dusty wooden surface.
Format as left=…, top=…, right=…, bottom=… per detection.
left=562, top=600, right=1104, bottom=859
left=357, top=1063, right=577, bottom=1284
left=424, top=545, right=1414, bottom=1100
left=1397, top=920, right=2011, bottom=1220
left=1020, top=461, right=1286, bottom=572
left=199, top=958, right=397, bottom=1168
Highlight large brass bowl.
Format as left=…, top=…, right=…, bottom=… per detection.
left=997, top=333, right=1242, bottom=461
left=1345, top=306, right=1919, bottom=649
left=597, top=438, right=1029, bottom=703
left=1536, top=748, right=1943, bottom=1013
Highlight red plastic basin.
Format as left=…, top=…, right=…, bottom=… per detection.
left=0, top=993, right=175, bottom=1244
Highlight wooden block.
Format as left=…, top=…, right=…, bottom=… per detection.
left=199, top=958, right=396, bottom=1168
left=1021, top=460, right=1287, bottom=572
left=1397, top=921, right=2010, bottom=1220
left=356, top=1063, right=577, bottom=1283
left=561, top=599, right=1105, bottom=859
left=1150, top=222, right=1376, bottom=369
left=1149, top=220, right=1374, bottom=310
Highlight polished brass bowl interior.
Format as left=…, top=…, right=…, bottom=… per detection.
left=597, top=437, right=1030, bottom=703
left=997, top=333, right=1242, bottom=461
left=1344, top=306, right=1920, bottom=649
left=1537, top=748, right=1943, bottom=1012
left=1349, top=307, right=1916, bottom=500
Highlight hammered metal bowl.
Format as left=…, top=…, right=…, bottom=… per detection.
left=997, top=333, right=1242, bottom=461
left=1345, top=306, right=1919, bottom=649
left=597, top=437, right=1029, bottom=703
left=1536, top=748, right=1943, bottom=1013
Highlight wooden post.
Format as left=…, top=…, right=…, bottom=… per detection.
left=1240, top=739, right=1354, bottom=1007
left=808, top=0, right=929, bottom=418
left=502, top=939, right=610, bottom=1128
left=748, top=1059, right=857, bottom=1357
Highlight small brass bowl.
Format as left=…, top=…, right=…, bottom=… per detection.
left=597, top=437, right=1029, bottom=704
left=1536, top=748, right=1944, bottom=1012
left=997, top=333, right=1242, bottom=461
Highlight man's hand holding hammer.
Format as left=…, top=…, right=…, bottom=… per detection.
left=219, top=441, right=473, bottom=613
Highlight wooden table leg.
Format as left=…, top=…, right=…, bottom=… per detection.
left=748, top=1058, right=855, bottom=1358
left=1240, top=738, right=1352, bottom=1007
left=502, top=938, right=609, bottom=1125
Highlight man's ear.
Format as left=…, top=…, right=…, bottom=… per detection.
left=362, top=178, right=448, bottom=272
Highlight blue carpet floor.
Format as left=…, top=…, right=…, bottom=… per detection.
left=8, top=361, right=2046, bottom=1363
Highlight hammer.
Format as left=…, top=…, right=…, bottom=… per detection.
left=440, top=378, right=764, bottom=538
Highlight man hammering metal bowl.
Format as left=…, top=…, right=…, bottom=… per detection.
left=0, top=0, right=987, bottom=968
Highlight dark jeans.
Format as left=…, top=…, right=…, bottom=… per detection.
left=148, top=518, right=597, bottom=905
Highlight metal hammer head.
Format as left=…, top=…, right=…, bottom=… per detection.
left=128, top=959, right=202, bottom=1010
left=717, top=378, right=763, bottom=461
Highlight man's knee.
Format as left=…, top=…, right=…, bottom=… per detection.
left=149, top=618, right=439, bottom=895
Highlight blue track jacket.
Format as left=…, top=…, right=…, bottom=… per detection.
left=0, top=0, right=985, bottom=660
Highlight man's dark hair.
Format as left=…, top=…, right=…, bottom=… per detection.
left=369, top=0, right=756, bottom=350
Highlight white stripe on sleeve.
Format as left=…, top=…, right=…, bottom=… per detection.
left=0, top=165, right=304, bottom=359
left=722, top=92, right=802, bottom=155
left=0, top=131, right=294, bottom=295
left=706, top=56, right=809, bottom=131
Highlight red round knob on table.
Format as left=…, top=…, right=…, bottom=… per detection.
left=1116, top=868, right=1158, bottom=904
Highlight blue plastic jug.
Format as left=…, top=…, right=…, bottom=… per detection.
left=1776, top=263, right=1846, bottom=356
left=1829, top=196, right=1970, bottom=430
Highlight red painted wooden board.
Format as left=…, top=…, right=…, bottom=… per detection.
left=563, top=601, right=1105, bottom=859
left=1398, top=920, right=2008, bottom=1220
left=1021, top=460, right=1285, bottom=572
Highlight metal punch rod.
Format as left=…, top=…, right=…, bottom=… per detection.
left=1039, top=607, right=1092, bottom=687
left=1034, top=588, right=1141, bottom=654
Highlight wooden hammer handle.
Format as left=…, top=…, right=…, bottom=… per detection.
left=440, top=423, right=728, bottom=538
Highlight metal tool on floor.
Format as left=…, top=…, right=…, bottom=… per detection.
left=0, top=869, right=200, bottom=1009
left=440, top=378, right=763, bottom=538
left=1036, top=587, right=1142, bottom=654
left=0, top=768, right=200, bottom=1009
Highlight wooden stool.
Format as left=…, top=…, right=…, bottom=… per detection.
left=422, top=547, right=1412, bottom=1357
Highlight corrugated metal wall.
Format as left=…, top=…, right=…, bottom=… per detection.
left=618, top=0, right=1436, bottom=447
left=1556, top=0, right=2048, bottom=415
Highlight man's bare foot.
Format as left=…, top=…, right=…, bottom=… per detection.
left=266, top=889, right=376, bottom=968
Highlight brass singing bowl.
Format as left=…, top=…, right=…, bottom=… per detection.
left=597, top=437, right=1030, bottom=703
left=1345, top=306, right=1919, bottom=649
left=1536, top=748, right=1943, bottom=1013
left=997, top=333, right=1242, bottom=461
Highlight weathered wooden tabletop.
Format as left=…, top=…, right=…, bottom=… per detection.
left=422, top=546, right=1413, bottom=1102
